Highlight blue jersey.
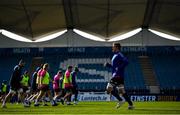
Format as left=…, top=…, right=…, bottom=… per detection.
left=31, top=72, right=37, bottom=88
left=111, top=52, right=128, bottom=78
left=71, top=71, right=77, bottom=87
left=9, top=65, right=23, bottom=88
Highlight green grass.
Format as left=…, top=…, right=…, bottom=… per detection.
left=0, top=102, right=180, bottom=114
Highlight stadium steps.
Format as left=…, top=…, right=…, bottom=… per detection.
left=138, top=56, right=160, bottom=94
left=151, top=55, right=180, bottom=89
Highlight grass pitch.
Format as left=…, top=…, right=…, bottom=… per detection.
left=0, top=101, right=180, bottom=114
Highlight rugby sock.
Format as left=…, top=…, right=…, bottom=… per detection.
left=111, top=90, right=123, bottom=102
left=42, top=98, right=46, bottom=105
left=50, top=100, right=55, bottom=105
left=53, top=97, right=57, bottom=103
left=34, top=99, right=38, bottom=104
left=2, top=100, right=5, bottom=106
left=122, top=93, right=133, bottom=106
left=74, top=93, right=78, bottom=101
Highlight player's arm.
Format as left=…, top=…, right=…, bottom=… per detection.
left=36, top=76, right=40, bottom=86
left=39, top=71, right=46, bottom=85
left=104, top=62, right=112, bottom=68
left=59, top=79, right=60, bottom=88
left=39, top=77, right=42, bottom=85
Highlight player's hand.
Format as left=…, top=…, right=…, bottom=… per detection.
left=104, top=62, right=111, bottom=67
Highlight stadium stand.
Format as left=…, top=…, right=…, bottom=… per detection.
left=0, top=47, right=180, bottom=95
left=151, top=55, right=180, bottom=94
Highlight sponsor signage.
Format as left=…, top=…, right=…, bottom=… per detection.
left=130, top=95, right=156, bottom=101
left=74, top=93, right=180, bottom=101
left=73, top=93, right=110, bottom=101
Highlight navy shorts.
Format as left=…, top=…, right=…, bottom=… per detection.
left=110, top=77, right=124, bottom=86
left=39, top=84, right=49, bottom=92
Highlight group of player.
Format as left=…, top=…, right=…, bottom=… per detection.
left=1, top=60, right=79, bottom=108
left=0, top=80, right=8, bottom=102
left=1, top=42, right=134, bottom=110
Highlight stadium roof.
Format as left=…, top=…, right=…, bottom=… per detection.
left=0, top=0, right=180, bottom=41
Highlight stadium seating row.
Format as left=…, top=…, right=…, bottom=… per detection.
left=0, top=51, right=179, bottom=94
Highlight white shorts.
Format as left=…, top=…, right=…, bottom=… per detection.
left=106, top=83, right=124, bottom=90
left=106, top=83, right=113, bottom=89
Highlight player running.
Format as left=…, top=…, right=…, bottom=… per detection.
left=26, top=67, right=41, bottom=103
left=20, top=71, right=31, bottom=106
left=105, top=43, right=134, bottom=109
left=34, top=63, right=57, bottom=106
left=62, top=66, right=73, bottom=105
left=71, top=66, right=79, bottom=104
left=1, top=59, right=25, bottom=108
left=53, top=70, right=63, bottom=103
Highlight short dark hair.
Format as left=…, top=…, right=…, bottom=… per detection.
left=74, top=66, right=79, bottom=72
left=113, top=42, right=121, bottom=50
left=58, top=70, right=63, bottom=74
left=68, top=65, right=73, bottom=69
